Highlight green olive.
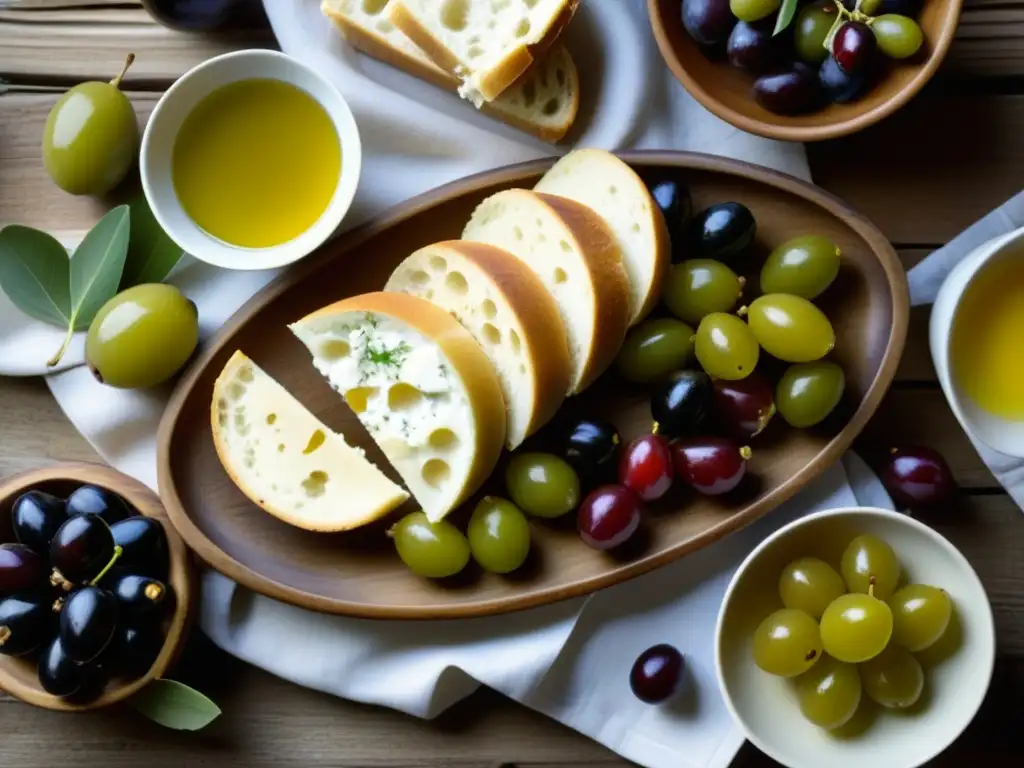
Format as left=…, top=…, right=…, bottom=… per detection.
left=694, top=312, right=759, bottom=381
left=467, top=496, right=531, bottom=574
left=730, top=0, right=782, bottom=23
left=505, top=453, right=580, bottom=518
left=42, top=55, right=139, bottom=196
left=776, top=361, right=846, bottom=428
left=86, top=283, right=199, bottom=389
left=390, top=511, right=470, bottom=578
left=662, top=259, right=743, bottom=325
left=615, top=317, right=694, bottom=383
left=793, top=1, right=838, bottom=65
left=760, top=235, right=841, bottom=299
left=872, top=15, right=925, bottom=60
left=745, top=294, right=835, bottom=363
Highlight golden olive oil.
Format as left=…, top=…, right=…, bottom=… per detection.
left=172, top=78, right=340, bottom=249
left=951, top=255, right=1024, bottom=420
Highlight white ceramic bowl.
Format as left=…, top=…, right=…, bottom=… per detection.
left=140, top=49, right=362, bottom=271
left=716, top=506, right=995, bottom=768
left=930, top=225, right=1024, bottom=458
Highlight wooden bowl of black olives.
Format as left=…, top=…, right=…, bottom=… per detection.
left=0, top=463, right=193, bottom=711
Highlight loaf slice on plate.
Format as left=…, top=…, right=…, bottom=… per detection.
left=211, top=352, right=409, bottom=532
left=385, top=241, right=571, bottom=448
left=389, top=0, right=579, bottom=105
left=535, top=149, right=671, bottom=325
left=289, top=292, right=506, bottom=522
left=321, top=0, right=579, bottom=141
left=462, top=189, right=630, bottom=394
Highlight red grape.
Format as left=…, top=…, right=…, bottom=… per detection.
left=578, top=486, right=643, bottom=551
left=672, top=437, right=751, bottom=495
left=880, top=446, right=955, bottom=508
left=713, top=373, right=776, bottom=439
left=0, top=544, right=46, bottom=596
left=630, top=644, right=685, bottom=704
left=833, top=21, right=877, bottom=75
left=619, top=435, right=674, bottom=501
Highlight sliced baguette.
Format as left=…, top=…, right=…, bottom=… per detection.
left=535, top=149, right=671, bottom=325
left=322, top=0, right=579, bottom=141
left=462, top=189, right=630, bottom=394
left=289, top=292, right=506, bottom=522
left=385, top=241, right=571, bottom=448
left=211, top=352, right=409, bottom=532
left=389, top=0, right=579, bottom=105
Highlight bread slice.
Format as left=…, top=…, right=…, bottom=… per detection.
left=385, top=241, right=571, bottom=448
left=211, top=352, right=409, bottom=532
left=462, top=189, right=630, bottom=394
left=389, top=0, right=579, bottom=105
left=535, top=149, right=671, bottom=326
left=322, top=0, right=579, bottom=142
left=289, top=292, right=506, bottom=522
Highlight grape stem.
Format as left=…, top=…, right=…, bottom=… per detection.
left=0, top=625, right=10, bottom=647
left=89, top=545, right=123, bottom=586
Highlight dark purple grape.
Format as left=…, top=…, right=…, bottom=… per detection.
left=880, top=446, right=955, bottom=509
left=143, top=0, right=245, bottom=31
left=37, top=637, right=83, bottom=697
left=0, top=544, right=47, bottom=596
left=672, top=437, right=751, bottom=495
left=619, top=435, right=675, bottom=502
left=819, top=56, right=871, bottom=103
left=689, top=202, right=756, bottom=262
left=649, top=180, right=692, bottom=249
left=577, top=486, right=643, bottom=551
left=109, top=623, right=164, bottom=678
left=64, top=662, right=110, bottom=704
left=630, top=644, right=685, bottom=703
left=59, top=586, right=118, bottom=664
left=108, top=572, right=170, bottom=620
left=713, top=373, right=776, bottom=439
left=833, top=21, right=877, bottom=74
left=651, top=370, right=713, bottom=438
left=754, top=64, right=821, bottom=115
left=868, top=0, right=922, bottom=16
left=11, top=490, right=67, bottom=555
left=562, top=418, right=622, bottom=489
left=0, top=593, right=50, bottom=657
left=727, top=20, right=780, bottom=74
left=66, top=485, right=132, bottom=525
left=682, top=0, right=736, bottom=46
left=50, top=515, right=115, bottom=586
left=110, top=517, right=169, bottom=580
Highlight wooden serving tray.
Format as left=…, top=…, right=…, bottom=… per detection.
left=157, top=152, right=908, bottom=619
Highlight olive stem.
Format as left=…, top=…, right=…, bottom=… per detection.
left=111, top=53, right=136, bottom=89
left=0, top=625, right=10, bottom=647
left=89, top=545, right=123, bottom=586
left=47, top=323, right=75, bottom=368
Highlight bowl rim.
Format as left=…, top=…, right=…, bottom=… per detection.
left=714, top=504, right=997, bottom=768
left=0, top=462, right=195, bottom=712
left=140, top=48, right=363, bottom=271
left=647, top=0, right=966, bottom=142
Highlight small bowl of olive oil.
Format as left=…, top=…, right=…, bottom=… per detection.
left=140, top=49, right=361, bottom=271
left=931, top=225, right=1024, bottom=458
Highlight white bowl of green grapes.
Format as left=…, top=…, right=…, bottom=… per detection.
left=715, top=506, right=994, bottom=768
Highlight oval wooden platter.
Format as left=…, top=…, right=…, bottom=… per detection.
left=157, top=152, right=908, bottom=620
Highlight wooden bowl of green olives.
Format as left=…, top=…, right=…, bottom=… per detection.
left=0, top=463, right=194, bottom=711
left=649, top=0, right=963, bottom=141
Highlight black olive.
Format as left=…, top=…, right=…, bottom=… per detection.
left=59, top=586, right=118, bottom=664
left=108, top=572, right=171, bottom=620
left=689, top=202, right=756, bottom=262
left=37, top=637, right=83, bottom=697
left=0, top=543, right=47, bottom=596
left=65, top=485, right=132, bottom=525
left=649, top=179, right=692, bottom=254
left=651, top=370, right=714, bottom=437
left=110, top=517, right=169, bottom=580
left=142, top=0, right=247, bottom=32
left=50, top=515, right=115, bottom=586
left=11, top=490, right=68, bottom=555
left=562, top=418, right=622, bottom=488
left=0, top=593, right=51, bottom=657
left=108, top=622, right=165, bottom=679
left=65, top=662, right=111, bottom=704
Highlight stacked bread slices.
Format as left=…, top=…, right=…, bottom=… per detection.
left=212, top=149, right=670, bottom=532
left=321, top=0, right=581, bottom=142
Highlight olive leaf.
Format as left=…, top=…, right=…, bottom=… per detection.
left=774, top=0, right=800, bottom=35
left=0, top=225, right=72, bottom=328
left=48, top=205, right=131, bottom=366
left=131, top=679, right=222, bottom=731
left=121, top=194, right=184, bottom=289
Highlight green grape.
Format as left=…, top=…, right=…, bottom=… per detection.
left=859, top=644, right=924, bottom=709
left=795, top=654, right=861, bottom=730
left=505, top=453, right=580, bottom=518
left=467, top=496, right=531, bottom=574
left=390, top=511, right=470, bottom=578
left=793, top=1, right=839, bottom=65
left=775, top=362, right=845, bottom=428
left=694, top=312, right=759, bottom=381
left=615, top=317, right=695, bottom=383
left=889, top=584, right=952, bottom=652
left=745, top=294, right=835, bottom=363
left=760, top=235, right=841, bottom=299
left=820, top=593, right=893, bottom=663
left=751, top=608, right=823, bottom=677
left=730, top=0, right=781, bottom=23
left=872, top=14, right=924, bottom=59
left=840, top=534, right=901, bottom=599
left=779, top=557, right=846, bottom=619
left=662, top=259, right=743, bottom=325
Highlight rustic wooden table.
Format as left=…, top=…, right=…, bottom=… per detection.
left=1, top=1, right=1022, bottom=766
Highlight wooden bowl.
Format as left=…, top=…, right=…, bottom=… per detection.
left=648, top=0, right=964, bottom=142
left=157, top=151, right=909, bottom=620
left=0, top=463, right=194, bottom=711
